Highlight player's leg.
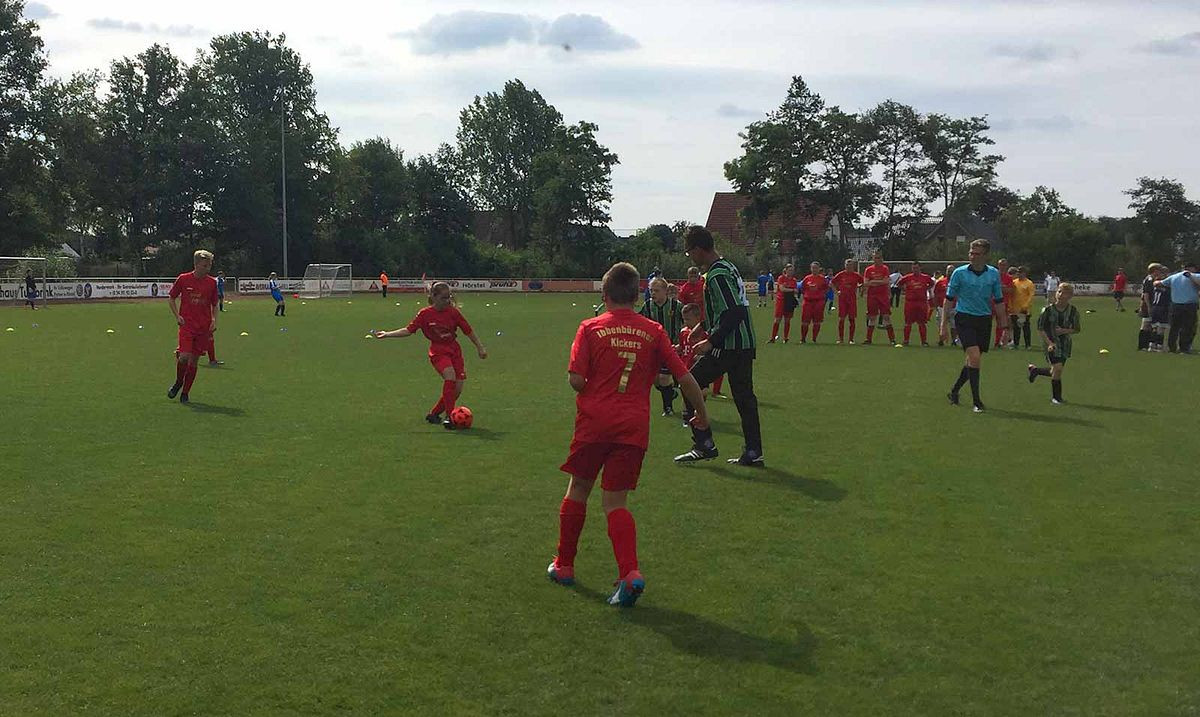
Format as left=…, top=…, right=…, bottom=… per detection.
left=551, top=446, right=602, bottom=585
left=800, top=307, right=810, bottom=342
left=1049, top=360, right=1065, bottom=402
left=596, top=446, right=645, bottom=605
left=882, top=311, right=896, bottom=345
left=770, top=300, right=782, bottom=342
left=782, top=311, right=792, bottom=342
left=180, top=337, right=204, bottom=402
left=207, top=336, right=219, bottom=366
left=170, top=329, right=193, bottom=399
left=725, top=351, right=763, bottom=465
left=675, top=356, right=721, bottom=462
left=865, top=304, right=877, bottom=344
left=1181, top=305, right=1198, bottom=352
left=812, top=308, right=822, bottom=341
left=712, top=374, right=724, bottom=395
left=917, top=309, right=928, bottom=344
left=656, top=371, right=676, bottom=416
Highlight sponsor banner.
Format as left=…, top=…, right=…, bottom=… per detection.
left=1, top=278, right=174, bottom=300
left=237, top=278, right=306, bottom=294
left=525, top=279, right=599, bottom=292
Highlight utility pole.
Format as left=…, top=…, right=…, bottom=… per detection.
left=280, top=40, right=289, bottom=278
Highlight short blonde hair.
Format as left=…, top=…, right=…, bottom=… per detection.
left=1147, top=262, right=1165, bottom=273
left=649, top=276, right=669, bottom=290
left=194, top=249, right=214, bottom=262
left=1057, top=282, right=1075, bottom=293
left=970, top=239, right=991, bottom=253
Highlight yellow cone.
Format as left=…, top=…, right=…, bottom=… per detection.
left=240, top=331, right=249, bottom=336
left=106, top=329, right=115, bottom=333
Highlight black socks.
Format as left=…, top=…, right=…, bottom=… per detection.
left=968, top=367, right=981, bottom=406
left=1052, top=380, right=1063, bottom=401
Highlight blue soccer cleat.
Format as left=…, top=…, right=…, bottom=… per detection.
left=547, top=559, right=574, bottom=586
left=607, top=570, right=645, bottom=607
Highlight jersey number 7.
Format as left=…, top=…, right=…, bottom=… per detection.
left=617, top=351, right=637, bottom=393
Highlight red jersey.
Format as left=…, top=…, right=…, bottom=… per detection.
left=169, top=272, right=218, bottom=331
left=676, top=324, right=708, bottom=366
left=1000, top=272, right=1015, bottom=310
left=898, top=272, right=934, bottom=305
left=863, top=264, right=891, bottom=299
left=800, top=274, right=829, bottom=301
left=1113, top=273, right=1127, bottom=292
left=678, top=279, right=705, bottom=316
left=568, top=308, right=688, bottom=449
left=933, top=276, right=949, bottom=306
left=406, top=305, right=473, bottom=355
left=831, top=270, right=863, bottom=297
left=775, top=274, right=798, bottom=297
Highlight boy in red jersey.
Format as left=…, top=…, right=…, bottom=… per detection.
left=676, top=303, right=711, bottom=425
left=897, top=261, right=934, bottom=345
left=1111, top=267, right=1128, bottom=312
left=831, top=258, right=863, bottom=344
left=994, top=258, right=1015, bottom=347
left=167, top=250, right=220, bottom=403
left=769, top=263, right=798, bottom=343
left=862, top=251, right=896, bottom=345
left=547, top=263, right=710, bottom=607
left=373, top=281, right=488, bottom=429
left=799, top=261, right=829, bottom=343
left=678, top=266, right=705, bottom=316
left=932, top=264, right=954, bottom=345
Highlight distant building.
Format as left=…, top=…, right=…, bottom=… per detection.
left=704, top=192, right=842, bottom=258
left=909, top=214, right=1002, bottom=259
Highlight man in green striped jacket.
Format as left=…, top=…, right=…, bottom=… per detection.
left=674, top=226, right=764, bottom=467
left=639, top=276, right=685, bottom=415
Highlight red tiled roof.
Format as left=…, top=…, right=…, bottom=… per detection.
left=705, top=192, right=833, bottom=255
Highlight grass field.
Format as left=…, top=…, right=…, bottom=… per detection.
left=2, top=292, right=1197, bottom=716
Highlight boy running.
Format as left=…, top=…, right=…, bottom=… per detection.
left=167, top=250, right=220, bottom=403
left=1028, top=282, right=1081, bottom=404
left=639, top=277, right=685, bottom=416
left=372, top=281, right=488, bottom=429
left=831, top=258, right=863, bottom=344
left=547, top=263, right=710, bottom=607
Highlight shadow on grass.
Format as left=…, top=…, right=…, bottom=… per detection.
left=183, top=402, right=247, bottom=417
left=574, top=583, right=817, bottom=674
left=986, top=408, right=1099, bottom=427
left=1072, top=403, right=1153, bottom=415
left=441, top=426, right=506, bottom=441
left=681, top=463, right=847, bottom=502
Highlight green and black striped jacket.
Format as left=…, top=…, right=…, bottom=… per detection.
left=638, top=297, right=684, bottom=343
left=704, top=258, right=755, bottom=350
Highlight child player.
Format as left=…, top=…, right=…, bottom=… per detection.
left=1028, top=282, right=1081, bottom=405
left=799, top=261, right=829, bottom=343
left=933, top=264, right=954, bottom=346
left=547, top=263, right=710, bottom=607
left=372, top=281, right=488, bottom=429
left=269, top=272, right=286, bottom=316
left=897, top=261, right=934, bottom=346
left=167, top=250, right=219, bottom=404
left=676, top=303, right=709, bottom=426
left=639, top=276, right=685, bottom=416
left=756, top=269, right=773, bottom=308
left=831, top=258, right=863, bottom=344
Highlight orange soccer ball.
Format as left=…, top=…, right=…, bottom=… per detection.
left=450, top=406, right=474, bottom=429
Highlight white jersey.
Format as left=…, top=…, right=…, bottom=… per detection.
left=889, top=272, right=902, bottom=288
left=1044, top=275, right=1059, bottom=295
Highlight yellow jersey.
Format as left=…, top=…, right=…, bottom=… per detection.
left=1012, top=278, right=1035, bottom=313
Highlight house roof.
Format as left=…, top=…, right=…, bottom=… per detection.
left=916, top=214, right=1000, bottom=247
left=705, top=192, right=834, bottom=254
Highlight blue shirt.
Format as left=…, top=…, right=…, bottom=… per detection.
left=1160, top=271, right=1200, bottom=304
left=946, top=264, right=1003, bottom=317
left=217, top=277, right=225, bottom=296
left=757, top=273, right=772, bottom=293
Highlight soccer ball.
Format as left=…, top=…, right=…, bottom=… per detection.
left=450, top=406, right=474, bottom=429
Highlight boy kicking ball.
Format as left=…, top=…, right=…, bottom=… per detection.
left=1028, top=282, right=1081, bottom=404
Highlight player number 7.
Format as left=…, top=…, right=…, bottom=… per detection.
left=616, top=351, right=637, bottom=393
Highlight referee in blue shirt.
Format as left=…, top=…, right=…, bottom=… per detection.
left=940, top=239, right=1010, bottom=412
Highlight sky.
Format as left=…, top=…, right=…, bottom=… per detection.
left=24, top=0, right=1200, bottom=234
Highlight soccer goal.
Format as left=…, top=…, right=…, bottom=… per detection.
left=300, top=263, right=352, bottom=299
left=0, top=256, right=48, bottom=308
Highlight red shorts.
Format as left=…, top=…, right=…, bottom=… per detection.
left=430, top=351, right=466, bottom=380
left=773, top=296, right=795, bottom=318
left=904, top=303, right=930, bottom=324
left=837, top=295, right=857, bottom=318
left=176, top=326, right=212, bottom=356
left=801, top=299, right=825, bottom=322
left=560, top=440, right=646, bottom=491
left=867, top=293, right=891, bottom=317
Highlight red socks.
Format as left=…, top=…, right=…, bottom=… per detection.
left=918, top=323, right=927, bottom=343
left=866, top=325, right=875, bottom=342
left=812, top=323, right=821, bottom=341
left=429, top=398, right=445, bottom=416
left=556, top=498, right=587, bottom=568
left=782, top=318, right=791, bottom=341
left=887, top=326, right=896, bottom=343
left=440, top=380, right=457, bottom=414
left=175, top=361, right=187, bottom=385
left=904, top=324, right=912, bottom=343
left=182, top=362, right=198, bottom=392
left=207, top=343, right=216, bottom=362
left=770, top=319, right=780, bottom=339
left=848, top=319, right=855, bottom=341
left=838, top=319, right=845, bottom=342
left=606, top=508, right=639, bottom=578
left=800, top=323, right=809, bottom=341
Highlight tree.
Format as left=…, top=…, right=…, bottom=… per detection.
left=1124, top=177, right=1200, bottom=262
left=0, top=0, right=51, bottom=254
left=815, top=106, right=880, bottom=229
left=866, top=100, right=932, bottom=241
left=41, top=71, right=104, bottom=253
left=531, top=120, right=618, bottom=252
left=919, top=114, right=1003, bottom=215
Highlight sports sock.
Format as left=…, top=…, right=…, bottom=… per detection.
left=783, top=319, right=791, bottom=341
left=606, top=508, right=639, bottom=578
left=800, top=323, right=809, bottom=341
left=848, top=319, right=856, bottom=341
left=556, top=498, right=587, bottom=568
left=712, top=375, right=724, bottom=393
left=174, top=361, right=187, bottom=386
left=812, top=323, right=821, bottom=341
left=866, top=325, right=875, bottom=342
left=968, top=366, right=981, bottom=406
left=207, top=343, right=216, bottom=362
left=904, top=324, right=912, bottom=343
left=182, top=362, right=198, bottom=393
left=1052, top=379, right=1063, bottom=401
left=886, top=326, right=896, bottom=344
left=429, top=397, right=445, bottom=416
left=770, top=319, right=780, bottom=339
left=658, top=385, right=674, bottom=412
left=952, top=366, right=969, bottom=393
left=441, top=380, right=457, bottom=414
left=838, top=319, right=845, bottom=342
left=918, top=323, right=927, bottom=343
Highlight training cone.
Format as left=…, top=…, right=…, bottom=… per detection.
left=1099, top=348, right=1110, bottom=354
left=106, top=329, right=115, bottom=333
left=5, top=327, right=13, bottom=332
left=240, top=331, right=249, bottom=336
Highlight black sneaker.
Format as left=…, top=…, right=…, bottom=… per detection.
left=442, top=418, right=456, bottom=430
left=425, top=413, right=442, bottom=424
left=1027, top=364, right=1038, bottom=384
left=167, top=383, right=181, bottom=400
left=180, top=393, right=189, bottom=404
left=661, top=407, right=674, bottom=417
left=947, top=391, right=959, bottom=405
left=674, top=445, right=719, bottom=463
left=727, top=450, right=765, bottom=467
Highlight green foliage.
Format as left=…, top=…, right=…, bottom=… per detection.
left=1124, top=177, right=1200, bottom=262
left=918, top=114, right=1004, bottom=214
left=867, top=100, right=933, bottom=241
left=0, top=0, right=51, bottom=254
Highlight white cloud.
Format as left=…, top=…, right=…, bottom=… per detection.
left=86, top=17, right=209, bottom=37
left=1137, top=32, right=1200, bottom=56
left=395, top=10, right=637, bottom=55
left=25, top=2, right=57, bottom=20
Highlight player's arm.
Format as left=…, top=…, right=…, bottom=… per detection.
left=991, top=278, right=1010, bottom=331
left=1037, top=314, right=1055, bottom=351
left=568, top=372, right=586, bottom=393
left=210, top=297, right=218, bottom=332
left=374, top=327, right=413, bottom=339
left=464, top=328, right=487, bottom=358
left=661, top=335, right=709, bottom=430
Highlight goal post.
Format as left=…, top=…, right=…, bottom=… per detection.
left=300, top=263, right=352, bottom=299
left=0, top=256, right=48, bottom=307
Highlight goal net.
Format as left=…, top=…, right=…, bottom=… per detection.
left=0, top=256, right=48, bottom=307
left=300, top=263, right=352, bottom=299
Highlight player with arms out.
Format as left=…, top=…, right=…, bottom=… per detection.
left=941, top=239, right=1009, bottom=413
left=547, top=263, right=710, bottom=607
left=167, top=250, right=219, bottom=403
left=831, top=259, right=863, bottom=344
left=1028, top=282, right=1081, bottom=404
left=897, top=261, right=934, bottom=345
left=863, top=251, right=897, bottom=345
left=769, top=263, right=798, bottom=343
left=373, top=281, right=487, bottom=429
left=799, top=261, right=830, bottom=343
left=639, top=276, right=685, bottom=416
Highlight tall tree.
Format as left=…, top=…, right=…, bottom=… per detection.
left=1124, top=177, right=1200, bottom=262
left=41, top=71, right=104, bottom=253
left=815, top=106, right=880, bottom=229
left=0, top=0, right=50, bottom=254
left=866, top=100, right=932, bottom=240
left=918, top=114, right=1003, bottom=215
left=531, top=120, right=618, bottom=252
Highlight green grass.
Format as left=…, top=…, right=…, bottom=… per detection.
left=2, top=294, right=1197, bottom=716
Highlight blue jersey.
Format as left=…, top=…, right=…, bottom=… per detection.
left=757, top=273, right=772, bottom=295
left=946, top=264, right=1003, bottom=317
left=217, top=277, right=225, bottom=296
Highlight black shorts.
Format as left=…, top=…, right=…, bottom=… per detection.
left=1150, top=305, right=1170, bottom=325
left=955, top=313, right=993, bottom=352
left=1046, top=351, right=1066, bottom=366
left=1113, top=291, right=1125, bottom=299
